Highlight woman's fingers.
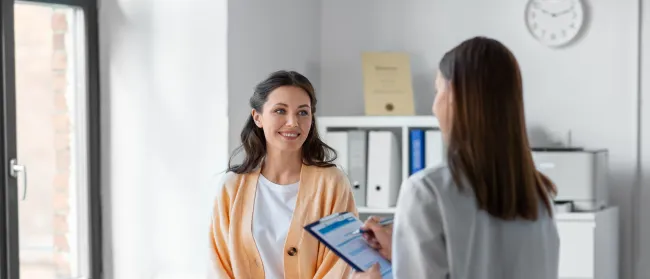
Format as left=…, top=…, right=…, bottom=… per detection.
left=362, top=231, right=382, bottom=250
left=366, top=216, right=381, bottom=222
left=361, top=216, right=380, bottom=231
left=361, top=215, right=392, bottom=254
left=368, top=241, right=381, bottom=250
left=365, top=235, right=381, bottom=248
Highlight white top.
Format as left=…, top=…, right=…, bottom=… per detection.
left=392, top=166, right=560, bottom=279
left=252, top=174, right=299, bottom=279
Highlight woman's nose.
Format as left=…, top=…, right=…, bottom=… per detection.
left=285, top=115, right=298, bottom=127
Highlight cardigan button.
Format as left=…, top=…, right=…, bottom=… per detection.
left=287, top=247, right=298, bottom=256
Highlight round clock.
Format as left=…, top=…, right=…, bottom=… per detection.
left=525, top=0, right=585, bottom=47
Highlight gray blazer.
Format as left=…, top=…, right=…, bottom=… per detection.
left=392, top=166, right=560, bottom=279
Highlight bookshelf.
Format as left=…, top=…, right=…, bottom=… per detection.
left=317, top=115, right=439, bottom=214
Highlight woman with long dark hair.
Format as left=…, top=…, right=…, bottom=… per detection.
left=209, top=70, right=357, bottom=279
left=353, top=37, right=560, bottom=279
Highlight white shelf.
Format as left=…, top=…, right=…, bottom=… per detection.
left=555, top=211, right=601, bottom=221
left=357, top=207, right=397, bottom=214
left=317, top=115, right=438, bottom=129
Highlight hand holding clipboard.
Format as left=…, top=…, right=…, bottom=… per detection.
left=303, top=212, right=393, bottom=279
left=352, top=217, right=394, bottom=235
left=357, top=216, right=394, bottom=262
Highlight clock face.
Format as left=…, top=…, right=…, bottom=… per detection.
left=525, top=0, right=585, bottom=47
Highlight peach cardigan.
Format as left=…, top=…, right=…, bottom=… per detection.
left=209, top=164, right=358, bottom=278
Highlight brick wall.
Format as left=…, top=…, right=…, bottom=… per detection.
left=52, top=9, right=71, bottom=279
left=14, top=3, right=77, bottom=278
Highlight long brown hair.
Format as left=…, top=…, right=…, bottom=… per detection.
left=439, top=37, right=556, bottom=220
left=228, top=70, right=337, bottom=174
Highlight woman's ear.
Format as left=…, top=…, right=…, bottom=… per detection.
left=447, top=82, right=454, bottom=104
left=251, top=109, right=262, bottom=128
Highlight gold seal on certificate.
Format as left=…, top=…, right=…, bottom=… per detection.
left=361, top=52, right=415, bottom=116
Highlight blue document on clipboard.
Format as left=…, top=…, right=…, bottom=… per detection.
left=304, top=212, right=393, bottom=279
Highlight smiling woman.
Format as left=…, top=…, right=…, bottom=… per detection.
left=228, top=70, right=336, bottom=173
left=209, top=70, right=358, bottom=279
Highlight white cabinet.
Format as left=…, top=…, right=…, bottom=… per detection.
left=555, top=207, right=619, bottom=279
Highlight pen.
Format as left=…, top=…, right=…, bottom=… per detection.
left=351, top=217, right=394, bottom=235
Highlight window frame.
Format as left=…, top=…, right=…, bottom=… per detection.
left=0, top=0, right=102, bottom=278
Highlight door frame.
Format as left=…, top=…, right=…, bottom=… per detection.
left=0, top=0, right=102, bottom=278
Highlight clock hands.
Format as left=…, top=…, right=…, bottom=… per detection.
left=552, top=6, right=574, bottom=17
left=533, top=2, right=575, bottom=18
left=533, top=2, right=554, bottom=16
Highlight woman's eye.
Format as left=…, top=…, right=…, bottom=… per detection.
left=274, top=109, right=286, bottom=114
left=298, top=110, right=309, bottom=116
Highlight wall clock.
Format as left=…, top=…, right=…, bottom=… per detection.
left=525, top=0, right=586, bottom=47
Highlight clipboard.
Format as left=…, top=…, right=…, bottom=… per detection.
left=304, top=212, right=393, bottom=279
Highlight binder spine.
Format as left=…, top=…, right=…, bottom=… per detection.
left=409, top=129, right=425, bottom=175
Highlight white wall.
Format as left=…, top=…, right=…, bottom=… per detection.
left=227, top=0, right=321, bottom=154
left=639, top=0, right=650, bottom=276
left=321, top=1, right=641, bottom=279
left=99, top=0, right=228, bottom=278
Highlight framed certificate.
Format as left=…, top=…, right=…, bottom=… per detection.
left=361, top=52, right=415, bottom=116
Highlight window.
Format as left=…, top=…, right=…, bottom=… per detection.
left=1, top=1, right=101, bottom=279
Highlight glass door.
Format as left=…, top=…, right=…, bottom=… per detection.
left=1, top=1, right=101, bottom=279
